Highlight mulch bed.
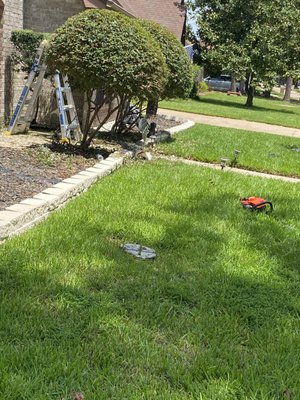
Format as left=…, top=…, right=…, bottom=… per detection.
left=0, top=115, right=180, bottom=210
left=0, top=143, right=108, bottom=210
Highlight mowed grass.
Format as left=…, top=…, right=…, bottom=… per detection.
left=1, top=161, right=300, bottom=399
left=157, top=124, right=300, bottom=178
left=160, top=93, right=300, bottom=129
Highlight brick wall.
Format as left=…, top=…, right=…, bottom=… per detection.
left=0, top=0, right=118, bottom=127
left=0, top=0, right=24, bottom=122
left=0, top=0, right=85, bottom=123
left=23, top=0, right=84, bottom=33
left=0, top=3, right=4, bottom=121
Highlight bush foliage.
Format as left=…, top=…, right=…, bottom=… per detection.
left=137, top=19, right=193, bottom=99
left=198, top=80, right=209, bottom=93
left=190, top=65, right=204, bottom=98
left=47, top=10, right=168, bottom=100
left=11, top=30, right=48, bottom=73
left=46, top=9, right=171, bottom=144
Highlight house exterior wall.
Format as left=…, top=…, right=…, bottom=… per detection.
left=0, top=0, right=86, bottom=124
left=0, top=0, right=24, bottom=122
left=23, top=0, right=85, bottom=33
left=0, top=2, right=4, bottom=120
left=21, top=0, right=86, bottom=127
left=0, top=0, right=186, bottom=126
left=15, top=0, right=118, bottom=128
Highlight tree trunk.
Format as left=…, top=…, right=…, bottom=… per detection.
left=245, top=79, right=249, bottom=94
left=230, top=77, right=237, bottom=92
left=239, top=79, right=246, bottom=94
left=31, top=96, right=40, bottom=125
left=283, top=76, right=293, bottom=101
left=146, top=99, right=158, bottom=117
left=246, top=85, right=254, bottom=107
left=81, top=92, right=90, bottom=137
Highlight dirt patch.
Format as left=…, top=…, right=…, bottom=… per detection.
left=0, top=114, right=181, bottom=210
left=0, top=132, right=109, bottom=210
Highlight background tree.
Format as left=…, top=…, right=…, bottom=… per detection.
left=272, top=0, right=300, bottom=101
left=137, top=19, right=193, bottom=116
left=47, top=9, right=168, bottom=147
left=204, top=42, right=250, bottom=92
left=190, top=0, right=284, bottom=106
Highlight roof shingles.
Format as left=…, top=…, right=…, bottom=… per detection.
left=118, top=0, right=186, bottom=40
left=83, top=0, right=186, bottom=41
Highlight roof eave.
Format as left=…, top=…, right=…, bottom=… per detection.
left=106, top=0, right=136, bottom=18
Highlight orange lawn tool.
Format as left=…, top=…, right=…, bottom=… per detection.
left=240, top=197, right=273, bottom=213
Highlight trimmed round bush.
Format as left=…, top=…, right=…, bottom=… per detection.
left=47, top=10, right=168, bottom=100
left=138, top=19, right=193, bottom=98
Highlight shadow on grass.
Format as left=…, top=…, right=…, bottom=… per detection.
left=0, top=172, right=299, bottom=398
left=199, top=97, right=296, bottom=115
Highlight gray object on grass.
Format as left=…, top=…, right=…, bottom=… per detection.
left=122, top=243, right=156, bottom=259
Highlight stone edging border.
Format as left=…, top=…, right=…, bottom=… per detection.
left=157, top=114, right=195, bottom=135
left=2, top=115, right=297, bottom=243
left=0, top=117, right=194, bottom=243
left=0, top=153, right=125, bottom=243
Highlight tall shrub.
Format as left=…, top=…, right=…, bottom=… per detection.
left=138, top=19, right=193, bottom=98
left=47, top=9, right=168, bottom=145
left=137, top=19, right=193, bottom=116
left=11, top=30, right=48, bottom=73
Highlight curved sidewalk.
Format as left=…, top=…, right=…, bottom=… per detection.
left=158, top=108, right=300, bottom=138
left=159, top=156, right=300, bottom=184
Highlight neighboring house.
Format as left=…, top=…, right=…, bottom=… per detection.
left=0, top=0, right=187, bottom=123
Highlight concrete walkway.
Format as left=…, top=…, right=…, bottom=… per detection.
left=159, top=156, right=300, bottom=184
left=159, top=108, right=300, bottom=139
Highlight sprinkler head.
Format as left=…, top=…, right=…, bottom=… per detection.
left=234, top=149, right=241, bottom=158
left=220, top=157, right=229, bottom=170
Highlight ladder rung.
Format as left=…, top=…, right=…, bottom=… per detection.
left=64, top=105, right=75, bottom=110
left=61, top=87, right=71, bottom=92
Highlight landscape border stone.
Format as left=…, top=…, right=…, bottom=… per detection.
left=157, top=113, right=195, bottom=135
left=143, top=114, right=195, bottom=145
left=3, top=113, right=297, bottom=243
left=0, top=116, right=195, bottom=243
left=0, top=152, right=126, bottom=243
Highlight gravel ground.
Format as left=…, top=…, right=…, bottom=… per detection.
left=0, top=115, right=180, bottom=210
left=0, top=139, right=104, bottom=210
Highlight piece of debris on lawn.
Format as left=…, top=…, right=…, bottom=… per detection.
left=122, top=243, right=156, bottom=259
left=134, top=150, right=153, bottom=161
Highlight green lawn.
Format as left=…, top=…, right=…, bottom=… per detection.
left=160, top=93, right=300, bottom=129
left=157, top=124, right=300, bottom=178
left=1, top=161, right=300, bottom=399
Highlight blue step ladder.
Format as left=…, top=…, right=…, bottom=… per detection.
left=6, top=41, right=82, bottom=143
left=54, top=72, right=82, bottom=143
left=5, top=40, right=47, bottom=135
